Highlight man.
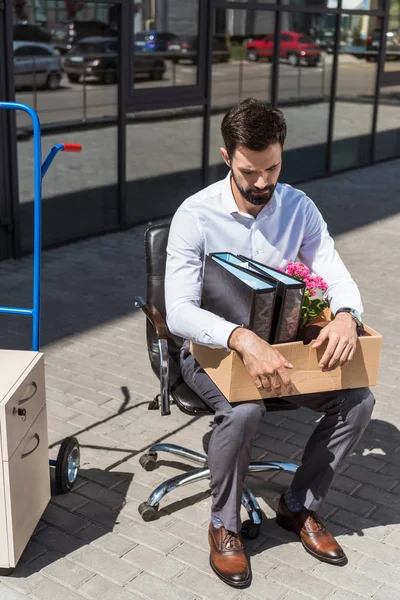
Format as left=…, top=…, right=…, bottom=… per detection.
left=165, top=98, right=375, bottom=588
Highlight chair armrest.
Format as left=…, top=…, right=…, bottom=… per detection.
left=135, top=296, right=168, bottom=339
left=135, top=296, right=171, bottom=416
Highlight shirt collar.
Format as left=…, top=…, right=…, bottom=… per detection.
left=221, top=171, right=282, bottom=217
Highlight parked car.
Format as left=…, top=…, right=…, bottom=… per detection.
left=246, top=31, right=321, bottom=66
left=171, top=36, right=231, bottom=64
left=366, top=28, right=400, bottom=61
left=13, top=41, right=62, bottom=90
left=13, top=23, right=52, bottom=44
left=134, top=31, right=181, bottom=53
left=63, top=37, right=165, bottom=84
left=51, top=20, right=115, bottom=53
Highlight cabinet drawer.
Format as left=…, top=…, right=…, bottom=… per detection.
left=1, top=354, right=46, bottom=461
left=3, top=406, right=50, bottom=567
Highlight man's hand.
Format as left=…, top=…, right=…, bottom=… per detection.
left=228, top=328, right=295, bottom=396
left=311, top=313, right=358, bottom=371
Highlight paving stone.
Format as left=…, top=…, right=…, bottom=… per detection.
left=356, top=557, right=400, bottom=590
left=0, top=583, right=34, bottom=599
left=125, top=572, right=194, bottom=600
left=311, top=562, right=382, bottom=598
left=123, top=544, right=187, bottom=581
left=78, top=574, right=142, bottom=600
left=41, top=504, right=89, bottom=536
left=175, top=567, right=241, bottom=600
left=372, top=586, right=400, bottom=600
left=327, top=590, right=364, bottom=600
left=92, top=531, right=137, bottom=557
left=329, top=510, right=388, bottom=541
left=169, top=542, right=209, bottom=572
left=269, top=565, right=336, bottom=598
left=0, top=566, right=44, bottom=596
left=33, top=525, right=87, bottom=557
left=242, top=573, right=289, bottom=600
left=121, top=520, right=181, bottom=554
left=76, top=546, right=139, bottom=585
left=29, top=579, right=88, bottom=600
left=38, top=557, right=94, bottom=589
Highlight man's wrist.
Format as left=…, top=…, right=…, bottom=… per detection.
left=335, top=312, right=357, bottom=328
left=335, top=307, right=362, bottom=327
left=228, top=326, right=250, bottom=352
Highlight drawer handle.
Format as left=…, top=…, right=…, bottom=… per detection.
left=18, top=381, right=38, bottom=405
left=21, top=434, right=40, bottom=459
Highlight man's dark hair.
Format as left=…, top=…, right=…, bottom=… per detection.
left=221, top=98, right=287, bottom=158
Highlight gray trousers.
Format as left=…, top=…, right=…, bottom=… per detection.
left=180, top=344, right=375, bottom=533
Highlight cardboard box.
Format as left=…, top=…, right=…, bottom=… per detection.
left=190, top=316, right=382, bottom=403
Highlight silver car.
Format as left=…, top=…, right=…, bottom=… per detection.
left=13, top=41, right=63, bottom=90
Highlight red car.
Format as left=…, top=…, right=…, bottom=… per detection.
left=246, top=31, right=321, bottom=67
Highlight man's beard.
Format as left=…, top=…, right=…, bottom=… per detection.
left=232, top=170, right=276, bottom=207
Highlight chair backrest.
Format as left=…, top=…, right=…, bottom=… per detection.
left=145, top=224, right=183, bottom=374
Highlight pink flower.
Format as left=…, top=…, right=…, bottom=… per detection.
left=284, top=262, right=328, bottom=292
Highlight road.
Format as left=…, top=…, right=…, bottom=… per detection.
left=14, top=56, right=399, bottom=129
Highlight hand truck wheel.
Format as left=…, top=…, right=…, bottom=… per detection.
left=55, top=436, right=80, bottom=494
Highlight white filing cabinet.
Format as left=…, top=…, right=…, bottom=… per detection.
left=0, top=350, right=50, bottom=573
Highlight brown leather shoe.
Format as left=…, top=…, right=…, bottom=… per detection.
left=208, top=522, right=251, bottom=588
left=276, top=494, right=347, bottom=565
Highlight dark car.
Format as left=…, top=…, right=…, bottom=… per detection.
left=13, top=23, right=52, bottom=44
left=63, top=37, right=165, bottom=84
left=172, top=36, right=231, bottom=64
left=134, top=31, right=181, bottom=53
left=366, top=28, right=400, bottom=61
left=51, top=20, right=116, bottom=54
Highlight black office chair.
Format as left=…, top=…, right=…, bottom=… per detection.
left=135, top=223, right=299, bottom=538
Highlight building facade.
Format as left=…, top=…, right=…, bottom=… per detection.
left=0, top=0, right=399, bottom=260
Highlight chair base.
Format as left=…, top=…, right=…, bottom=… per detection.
left=138, top=443, right=298, bottom=538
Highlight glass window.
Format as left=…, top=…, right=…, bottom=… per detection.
left=375, top=1, right=400, bottom=161
left=342, top=0, right=384, bottom=9
left=125, top=107, right=204, bottom=225
left=332, top=15, right=379, bottom=171
left=13, top=0, right=120, bottom=251
left=278, top=12, right=334, bottom=181
left=209, top=9, right=276, bottom=182
left=13, top=1, right=119, bottom=127
left=227, top=0, right=338, bottom=5
left=133, top=0, right=200, bottom=90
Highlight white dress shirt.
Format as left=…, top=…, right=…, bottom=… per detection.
left=165, top=172, right=363, bottom=349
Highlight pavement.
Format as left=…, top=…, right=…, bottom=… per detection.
left=1, top=158, right=400, bottom=600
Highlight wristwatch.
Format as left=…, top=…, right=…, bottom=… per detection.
left=335, top=307, right=363, bottom=328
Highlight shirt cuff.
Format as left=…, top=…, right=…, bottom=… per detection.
left=209, top=320, right=240, bottom=350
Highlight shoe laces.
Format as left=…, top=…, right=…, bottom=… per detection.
left=223, top=530, right=243, bottom=551
left=308, top=511, right=325, bottom=532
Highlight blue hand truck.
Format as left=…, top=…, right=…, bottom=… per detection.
left=0, top=102, right=81, bottom=497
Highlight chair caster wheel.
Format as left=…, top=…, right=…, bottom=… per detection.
left=139, top=453, right=157, bottom=471
left=138, top=502, right=159, bottom=521
left=241, top=519, right=261, bottom=540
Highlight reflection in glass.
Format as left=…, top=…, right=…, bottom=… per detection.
left=332, top=15, right=379, bottom=171
left=277, top=12, right=333, bottom=181
left=212, top=10, right=275, bottom=108
left=133, top=0, right=199, bottom=89
left=210, top=9, right=276, bottom=182
left=12, top=0, right=119, bottom=250
left=126, top=108, right=203, bottom=225
left=12, top=0, right=119, bottom=128
left=375, top=1, right=400, bottom=160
